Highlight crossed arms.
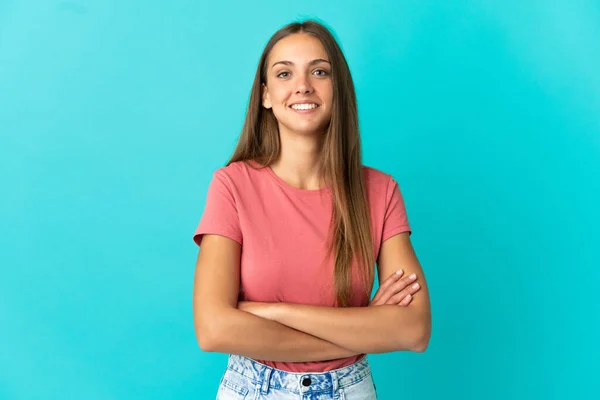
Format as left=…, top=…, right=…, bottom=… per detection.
left=192, top=232, right=431, bottom=362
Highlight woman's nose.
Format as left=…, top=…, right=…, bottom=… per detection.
left=295, top=75, right=313, bottom=93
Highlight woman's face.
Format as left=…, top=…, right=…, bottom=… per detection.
left=262, top=33, right=334, bottom=137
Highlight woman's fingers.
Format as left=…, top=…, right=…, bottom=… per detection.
left=388, top=281, right=421, bottom=305
left=371, top=269, right=404, bottom=304
left=378, top=273, right=418, bottom=305
left=399, top=294, right=413, bottom=306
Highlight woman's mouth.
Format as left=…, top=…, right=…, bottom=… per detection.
left=289, top=103, right=320, bottom=114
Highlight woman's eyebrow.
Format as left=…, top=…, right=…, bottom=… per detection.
left=271, top=58, right=331, bottom=69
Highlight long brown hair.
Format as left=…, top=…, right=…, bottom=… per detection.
left=226, top=19, right=375, bottom=307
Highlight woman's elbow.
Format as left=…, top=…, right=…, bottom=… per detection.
left=194, top=310, right=224, bottom=352
left=411, top=314, right=432, bottom=352
left=391, top=310, right=431, bottom=353
left=195, top=321, right=217, bottom=352
left=412, top=329, right=431, bottom=352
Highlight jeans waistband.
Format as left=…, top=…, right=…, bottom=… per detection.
left=225, top=354, right=372, bottom=395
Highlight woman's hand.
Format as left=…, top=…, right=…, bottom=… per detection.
left=369, top=269, right=420, bottom=307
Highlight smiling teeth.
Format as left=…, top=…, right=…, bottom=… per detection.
left=291, top=103, right=318, bottom=110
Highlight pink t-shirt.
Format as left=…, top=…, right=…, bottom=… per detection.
left=192, top=159, right=412, bottom=372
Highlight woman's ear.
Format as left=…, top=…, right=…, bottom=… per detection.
left=262, top=83, right=272, bottom=109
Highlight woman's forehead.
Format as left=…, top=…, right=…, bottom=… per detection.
left=268, top=34, right=328, bottom=65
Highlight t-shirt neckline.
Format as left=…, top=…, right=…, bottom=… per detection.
left=264, top=164, right=331, bottom=195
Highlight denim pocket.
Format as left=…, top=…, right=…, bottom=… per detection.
left=216, top=370, right=250, bottom=400
left=339, top=374, right=377, bottom=399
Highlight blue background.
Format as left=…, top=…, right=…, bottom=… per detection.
left=1, top=0, right=599, bottom=399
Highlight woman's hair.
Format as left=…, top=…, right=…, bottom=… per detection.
left=226, top=19, right=375, bottom=307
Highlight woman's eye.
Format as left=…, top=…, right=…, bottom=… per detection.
left=277, top=70, right=329, bottom=78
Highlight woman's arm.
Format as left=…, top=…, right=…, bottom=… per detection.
left=204, top=307, right=362, bottom=362
left=193, top=234, right=362, bottom=362
left=239, top=301, right=427, bottom=354
left=238, top=232, right=432, bottom=354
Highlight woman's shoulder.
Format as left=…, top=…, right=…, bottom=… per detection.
left=210, top=159, right=250, bottom=174
left=209, top=159, right=266, bottom=186
left=362, top=164, right=394, bottom=187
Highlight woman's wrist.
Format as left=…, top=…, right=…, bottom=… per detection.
left=237, top=301, right=284, bottom=322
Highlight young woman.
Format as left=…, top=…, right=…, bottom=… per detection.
left=192, top=19, right=431, bottom=400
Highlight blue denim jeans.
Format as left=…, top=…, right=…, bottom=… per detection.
left=216, top=354, right=378, bottom=399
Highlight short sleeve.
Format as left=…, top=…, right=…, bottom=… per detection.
left=192, top=169, right=243, bottom=247
left=382, top=176, right=412, bottom=242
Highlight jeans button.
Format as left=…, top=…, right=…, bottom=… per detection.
left=302, top=377, right=312, bottom=386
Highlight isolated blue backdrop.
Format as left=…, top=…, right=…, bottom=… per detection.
left=1, top=0, right=598, bottom=399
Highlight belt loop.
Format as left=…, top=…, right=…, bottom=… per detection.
left=260, top=366, right=272, bottom=394
left=331, top=370, right=340, bottom=398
